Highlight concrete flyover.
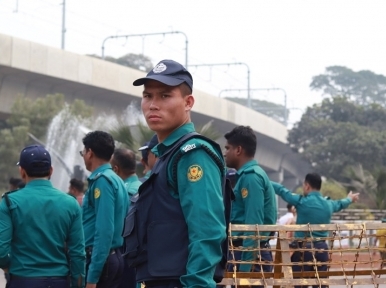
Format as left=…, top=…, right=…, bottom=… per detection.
left=0, top=33, right=310, bottom=191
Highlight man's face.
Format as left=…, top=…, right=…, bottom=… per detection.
left=147, top=150, right=157, bottom=170
left=141, top=80, right=193, bottom=140
left=302, top=181, right=311, bottom=195
left=224, top=142, right=238, bottom=169
left=81, top=147, right=92, bottom=172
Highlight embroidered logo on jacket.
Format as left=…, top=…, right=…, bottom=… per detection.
left=187, top=165, right=203, bottom=182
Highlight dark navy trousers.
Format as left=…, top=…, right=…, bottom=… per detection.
left=291, top=241, right=329, bottom=288
left=86, top=248, right=124, bottom=288
left=118, top=259, right=136, bottom=288
left=8, top=277, right=67, bottom=288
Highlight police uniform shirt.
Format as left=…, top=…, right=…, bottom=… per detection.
left=0, top=179, right=85, bottom=286
left=152, top=122, right=226, bottom=288
left=271, top=182, right=353, bottom=238
left=82, top=163, right=129, bottom=284
left=231, top=159, right=277, bottom=272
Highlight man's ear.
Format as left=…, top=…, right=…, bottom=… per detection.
left=19, top=166, right=27, bottom=181
left=185, top=95, right=195, bottom=111
left=235, top=145, right=243, bottom=156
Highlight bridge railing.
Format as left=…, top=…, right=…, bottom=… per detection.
left=220, top=222, right=386, bottom=287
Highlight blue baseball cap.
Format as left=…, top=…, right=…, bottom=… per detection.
left=138, top=134, right=159, bottom=162
left=133, top=59, right=193, bottom=91
left=17, top=145, right=51, bottom=172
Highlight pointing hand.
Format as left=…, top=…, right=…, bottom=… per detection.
left=347, top=191, right=359, bottom=203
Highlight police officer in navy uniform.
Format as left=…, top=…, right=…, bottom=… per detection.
left=123, top=60, right=229, bottom=288
left=272, top=173, right=359, bottom=288
left=81, top=131, right=129, bottom=288
left=0, top=145, right=85, bottom=288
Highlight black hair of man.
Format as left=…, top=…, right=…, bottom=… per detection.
left=70, top=178, right=84, bottom=192
left=82, top=130, right=115, bottom=161
left=224, top=125, right=257, bottom=157
left=286, top=203, right=294, bottom=211
left=112, top=148, right=137, bottom=173
left=25, top=166, right=50, bottom=178
left=305, top=173, right=322, bottom=190
left=179, top=83, right=192, bottom=96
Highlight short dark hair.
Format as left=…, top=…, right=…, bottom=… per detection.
left=286, top=203, right=294, bottom=211
left=82, top=131, right=115, bottom=161
left=70, top=178, right=84, bottom=192
left=179, top=83, right=192, bottom=96
left=112, top=148, right=136, bottom=173
left=305, top=173, right=322, bottom=190
left=9, top=177, right=23, bottom=187
left=25, top=169, right=51, bottom=178
left=224, top=126, right=257, bottom=157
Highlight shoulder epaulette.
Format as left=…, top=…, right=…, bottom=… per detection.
left=243, top=166, right=256, bottom=174
left=2, top=189, right=19, bottom=208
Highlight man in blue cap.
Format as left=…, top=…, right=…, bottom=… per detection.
left=123, top=60, right=229, bottom=288
left=0, top=145, right=85, bottom=288
left=138, top=134, right=158, bottom=182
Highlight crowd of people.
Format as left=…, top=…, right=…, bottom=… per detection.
left=0, top=59, right=368, bottom=288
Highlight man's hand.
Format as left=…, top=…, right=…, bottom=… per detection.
left=347, top=191, right=360, bottom=202
left=86, top=283, right=97, bottom=288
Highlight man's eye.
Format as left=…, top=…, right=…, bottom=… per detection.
left=162, top=94, right=170, bottom=98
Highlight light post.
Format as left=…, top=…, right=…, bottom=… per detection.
left=188, top=62, right=251, bottom=108
left=219, top=87, right=288, bottom=125
left=101, top=31, right=189, bottom=68
left=61, top=0, right=66, bottom=49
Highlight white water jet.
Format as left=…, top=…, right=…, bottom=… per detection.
left=45, top=106, right=91, bottom=192
left=45, top=102, right=144, bottom=192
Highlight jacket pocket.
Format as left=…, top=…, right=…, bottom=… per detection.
left=122, top=205, right=140, bottom=260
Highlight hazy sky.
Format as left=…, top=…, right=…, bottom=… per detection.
left=1, top=0, right=386, bottom=125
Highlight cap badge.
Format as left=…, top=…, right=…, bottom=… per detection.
left=153, top=63, right=167, bottom=73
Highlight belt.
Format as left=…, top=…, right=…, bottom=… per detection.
left=86, top=246, right=117, bottom=257
left=11, top=275, right=67, bottom=280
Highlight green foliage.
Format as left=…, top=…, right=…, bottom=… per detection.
left=225, top=97, right=289, bottom=125
left=0, top=94, right=92, bottom=192
left=8, top=94, right=65, bottom=139
left=288, top=97, right=386, bottom=180
left=109, top=122, right=137, bottom=149
left=310, top=66, right=386, bottom=106
left=321, top=180, right=347, bottom=200
left=196, top=120, right=221, bottom=141
left=69, top=99, right=93, bottom=119
left=339, top=164, right=386, bottom=210
left=88, top=53, right=153, bottom=72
